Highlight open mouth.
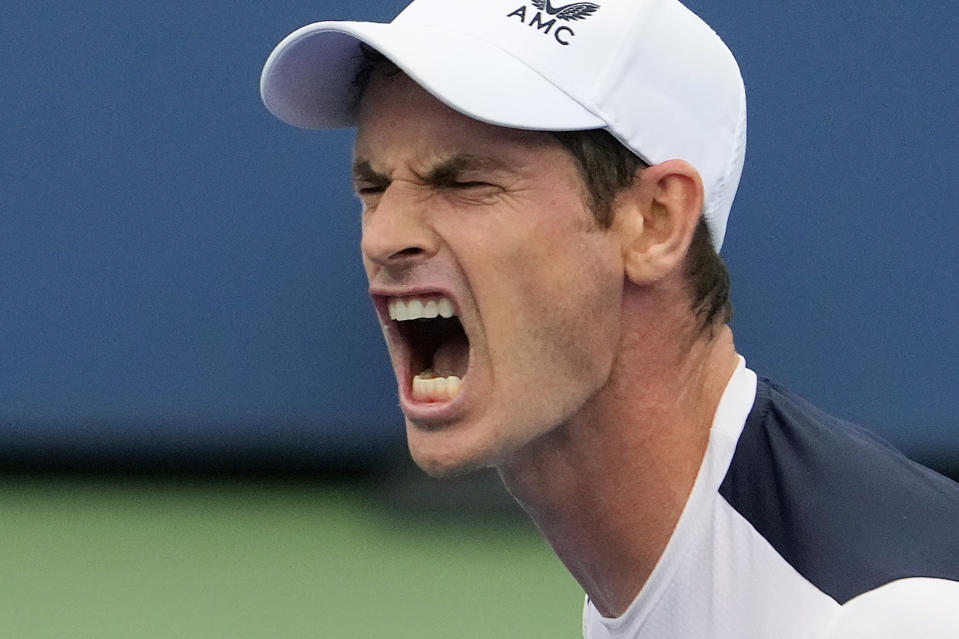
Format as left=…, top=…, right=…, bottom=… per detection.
left=388, top=296, right=470, bottom=403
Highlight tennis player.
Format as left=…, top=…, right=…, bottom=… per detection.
left=260, top=0, right=959, bottom=636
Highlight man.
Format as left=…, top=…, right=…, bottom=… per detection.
left=260, top=0, right=959, bottom=636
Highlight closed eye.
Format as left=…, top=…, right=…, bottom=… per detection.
left=446, top=181, right=493, bottom=189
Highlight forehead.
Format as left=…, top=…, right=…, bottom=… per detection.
left=353, top=71, right=561, bottom=166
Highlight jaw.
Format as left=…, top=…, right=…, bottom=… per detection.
left=403, top=343, right=622, bottom=478
left=404, top=415, right=497, bottom=477
left=400, top=374, right=573, bottom=477
left=402, top=398, right=569, bottom=478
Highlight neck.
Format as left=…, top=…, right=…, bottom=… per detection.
left=497, top=304, right=739, bottom=618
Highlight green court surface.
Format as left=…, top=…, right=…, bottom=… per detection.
left=0, top=476, right=583, bottom=638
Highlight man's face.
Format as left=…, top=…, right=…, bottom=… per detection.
left=353, top=72, right=625, bottom=476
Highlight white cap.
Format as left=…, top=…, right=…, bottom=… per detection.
left=260, top=0, right=746, bottom=250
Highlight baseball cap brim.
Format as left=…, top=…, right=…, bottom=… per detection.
left=260, top=21, right=606, bottom=132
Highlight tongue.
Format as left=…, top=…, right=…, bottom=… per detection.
left=431, top=330, right=469, bottom=378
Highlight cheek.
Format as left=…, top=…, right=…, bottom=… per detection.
left=475, top=229, right=623, bottom=366
left=439, top=193, right=622, bottom=362
left=515, top=219, right=622, bottom=312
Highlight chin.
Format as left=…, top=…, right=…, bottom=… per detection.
left=404, top=416, right=508, bottom=478
left=408, top=444, right=490, bottom=478
left=404, top=407, right=564, bottom=478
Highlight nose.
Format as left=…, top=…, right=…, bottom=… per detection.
left=361, top=187, right=440, bottom=271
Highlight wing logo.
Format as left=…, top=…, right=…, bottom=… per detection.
left=530, top=0, right=600, bottom=21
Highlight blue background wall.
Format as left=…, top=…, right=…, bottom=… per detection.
left=1, top=1, right=956, bottom=468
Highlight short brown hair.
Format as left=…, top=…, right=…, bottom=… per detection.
left=551, top=129, right=732, bottom=331
left=354, top=47, right=732, bottom=332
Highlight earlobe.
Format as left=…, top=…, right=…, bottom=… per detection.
left=618, top=160, right=704, bottom=286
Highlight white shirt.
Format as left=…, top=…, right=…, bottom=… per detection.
left=584, top=359, right=959, bottom=638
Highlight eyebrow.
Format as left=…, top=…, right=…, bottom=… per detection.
left=351, top=154, right=514, bottom=185
left=351, top=159, right=388, bottom=185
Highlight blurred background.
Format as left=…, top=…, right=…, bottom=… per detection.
left=1, top=1, right=956, bottom=636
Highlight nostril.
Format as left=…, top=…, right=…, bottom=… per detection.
left=390, top=247, right=425, bottom=260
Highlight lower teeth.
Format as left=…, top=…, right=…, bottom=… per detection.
left=412, top=370, right=463, bottom=403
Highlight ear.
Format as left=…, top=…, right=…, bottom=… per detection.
left=615, top=159, right=704, bottom=286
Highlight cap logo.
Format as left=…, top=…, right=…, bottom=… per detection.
left=532, top=0, right=600, bottom=21
left=506, top=1, right=600, bottom=46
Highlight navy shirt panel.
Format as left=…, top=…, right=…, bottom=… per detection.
left=719, top=378, right=959, bottom=604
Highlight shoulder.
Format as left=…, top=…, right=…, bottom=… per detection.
left=720, top=378, right=959, bottom=604
left=828, top=578, right=959, bottom=638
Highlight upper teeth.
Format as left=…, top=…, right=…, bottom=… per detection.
left=389, top=297, right=456, bottom=321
